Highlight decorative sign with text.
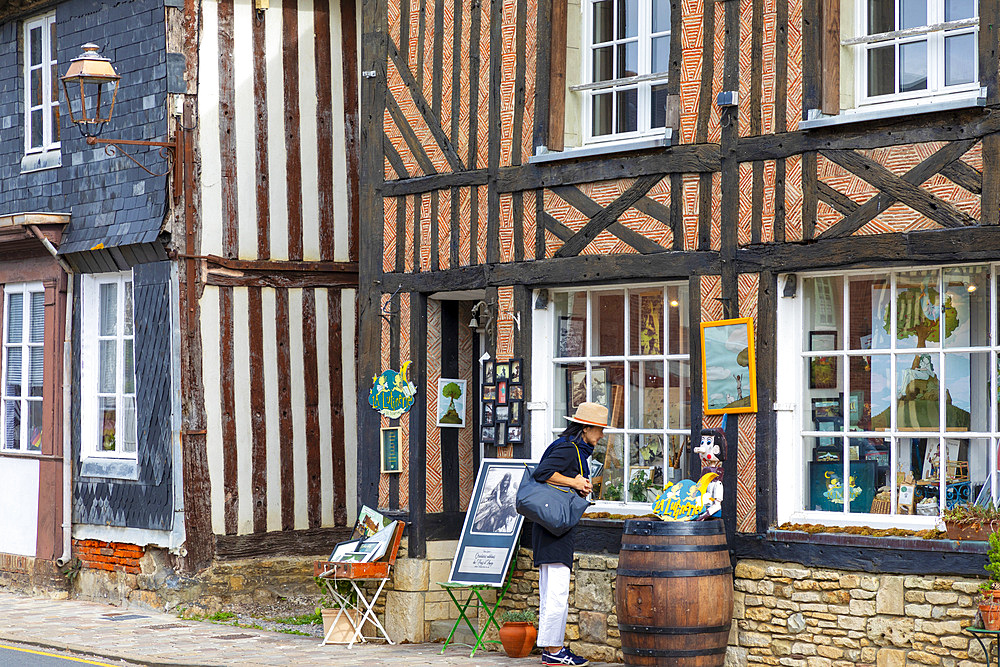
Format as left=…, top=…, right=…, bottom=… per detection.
left=368, top=361, right=416, bottom=419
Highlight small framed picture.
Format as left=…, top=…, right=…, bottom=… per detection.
left=510, top=385, right=524, bottom=400
left=809, top=331, right=839, bottom=389
left=481, top=425, right=495, bottom=443
left=496, top=422, right=508, bottom=447
left=483, top=401, right=495, bottom=426
left=498, top=380, right=508, bottom=405
left=813, top=446, right=841, bottom=462
left=508, top=425, right=523, bottom=443
left=496, top=362, right=510, bottom=381
left=380, top=427, right=402, bottom=474
left=509, top=401, right=522, bottom=426
left=496, top=405, right=510, bottom=422
left=484, top=360, right=495, bottom=385
left=812, top=397, right=843, bottom=422
left=510, top=359, right=522, bottom=384
left=483, top=385, right=497, bottom=401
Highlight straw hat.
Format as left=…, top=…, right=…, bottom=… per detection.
left=565, top=402, right=609, bottom=427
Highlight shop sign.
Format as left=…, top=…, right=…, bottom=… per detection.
left=369, top=361, right=416, bottom=418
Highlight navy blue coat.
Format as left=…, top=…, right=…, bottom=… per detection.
left=530, top=435, right=593, bottom=568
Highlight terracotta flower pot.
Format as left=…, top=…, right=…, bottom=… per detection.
left=499, top=621, right=537, bottom=658
left=944, top=519, right=1000, bottom=541
left=321, top=608, right=360, bottom=644
left=980, top=603, right=1000, bottom=631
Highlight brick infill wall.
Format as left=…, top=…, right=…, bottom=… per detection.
left=73, top=540, right=144, bottom=574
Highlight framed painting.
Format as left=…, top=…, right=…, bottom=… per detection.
left=809, top=331, right=839, bottom=389
left=700, top=318, right=758, bottom=415
left=482, top=401, right=495, bottom=426
left=509, top=358, right=522, bottom=384
left=380, top=427, right=402, bottom=473
left=557, top=316, right=585, bottom=358
left=484, top=360, right=495, bottom=385
left=436, top=378, right=467, bottom=428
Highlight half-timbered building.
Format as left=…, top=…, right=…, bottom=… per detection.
left=359, top=0, right=1000, bottom=654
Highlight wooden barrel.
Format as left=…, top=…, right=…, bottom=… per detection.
left=616, top=519, right=733, bottom=667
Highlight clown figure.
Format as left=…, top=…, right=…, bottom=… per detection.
left=694, top=428, right=726, bottom=520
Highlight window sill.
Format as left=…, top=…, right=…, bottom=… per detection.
left=529, top=130, right=672, bottom=164
left=768, top=528, right=986, bottom=552
left=0, top=450, right=53, bottom=460
left=21, top=151, right=61, bottom=173
left=80, top=457, right=139, bottom=481
left=799, top=95, right=986, bottom=130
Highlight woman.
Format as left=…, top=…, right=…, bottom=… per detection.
left=532, top=401, right=607, bottom=667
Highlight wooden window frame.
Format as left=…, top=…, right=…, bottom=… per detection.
left=22, top=12, right=60, bottom=156
left=1, top=282, right=46, bottom=452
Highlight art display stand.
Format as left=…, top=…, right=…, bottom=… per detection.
left=313, top=521, right=405, bottom=647
left=437, top=560, right=515, bottom=657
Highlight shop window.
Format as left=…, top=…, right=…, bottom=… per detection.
left=549, top=284, right=691, bottom=505
left=23, top=13, right=60, bottom=157
left=80, top=272, right=137, bottom=458
left=1, top=284, right=45, bottom=452
left=778, top=264, right=997, bottom=526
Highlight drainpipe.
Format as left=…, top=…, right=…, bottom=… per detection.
left=27, top=225, right=74, bottom=567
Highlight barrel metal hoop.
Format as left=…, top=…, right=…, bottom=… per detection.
left=617, top=567, right=733, bottom=578
left=620, top=543, right=728, bottom=552
left=619, top=623, right=731, bottom=635
left=623, top=520, right=725, bottom=536
left=623, top=646, right=729, bottom=657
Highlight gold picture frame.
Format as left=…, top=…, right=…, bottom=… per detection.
left=700, top=317, right=758, bottom=415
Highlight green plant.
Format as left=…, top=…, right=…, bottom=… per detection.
left=944, top=501, right=1000, bottom=523
left=603, top=481, right=623, bottom=501
left=314, top=575, right=356, bottom=608
left=501, top=609, right=537, bottom=624
left=60, top=557, right=82, bottom=584
left=984, top=531, right=1000, bottom=592
left=629, top=469, right=654, bottom=502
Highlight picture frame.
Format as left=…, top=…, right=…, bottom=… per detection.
left=380, top=427, right=402, bottom=473
left=481, top=425, right=495, bottom=443
left=496, top=421, right=508, bottom=447
left=811, top=396, right=842, bottom=422
left=809, top=330, right=839, bottom=389
left=483, top=385, right=497, bottom=401
left=700, top=317, right=758, bottom=415
left=849, top=391, right=863, bottom=430
left=808, top=460, right=877, bottom=512
left=569, top=369, right=588, bottom=410
left=484, top=360, right=495, bottom=385
left=449, top=459, right=533, bottom=586
left=610, top=385, right=625, bottom=428
left=509, top=401, right=521, bottom=426
left=509, top=385, right=524, bottom=400
left=329, top=539, right=362, bottom=562
left=508, top=425, right=523, bottom=443
left=498, top=380, right=508, bottom=405
left=483, top=401, right=495, bottom=426
left=495, top=405, right=509, bottom=423
left=509, top=359, right=522, bottom=383
left=436, top=378, right=468, bottom=428
left=557, top=316, right=585, bottom=358
left=816, top=419, right=839, bottom=447
left=591, top=368, right=609, bottom=408
left=495, top=362, right=510, bottom=381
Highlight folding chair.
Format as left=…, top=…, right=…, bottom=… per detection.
left=436, top=559, right=515, bottom=657
left=313, top=521, right=405, bottom=647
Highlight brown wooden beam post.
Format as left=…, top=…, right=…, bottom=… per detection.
left=408, top=291, right=428, bottom=558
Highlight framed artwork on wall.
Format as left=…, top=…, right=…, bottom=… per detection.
left=557, top=316, right=585, bottom=357
left=809, top=331, right=839, bottom=389
left=380, top=427, right=402, bottom=473
left=436, top=378, right=467, bottom=428
left=700, top=317, right=758, bottom=415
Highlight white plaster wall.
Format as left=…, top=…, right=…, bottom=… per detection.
left=0, top=457, right=39, bottom=556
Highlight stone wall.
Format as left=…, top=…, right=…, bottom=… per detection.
left=733, top=559, right=991, bottom=667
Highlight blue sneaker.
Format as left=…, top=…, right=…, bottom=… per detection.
left=541, top=647, right=589, bottom=666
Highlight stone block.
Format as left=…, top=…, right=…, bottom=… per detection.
left=906, top=603, right=933, bottom=618
left=426, top=540, right=460, bottom=560
left=848, top=599, right=876, bottom=616
left=425, top=601, right=458, bottom=621
left=569, top=641, right=617, bottom=663
left=574, top=570, right=612, bottom=612
left=393, top=558, right=429, bottom=592
left=578, top=610, right=607, bottom=643
left=736, top=562, right=768, bottom=580
left=725, top=646, right=749, bottom=667
left=867, top=616, right=913, bottom=647
left=924, top=591, right=959, bottom=605
left=788, top=613, right=807, bottom=633
left=385, top=590, right=425, bottom=643
left=428, top=618, right=476, bottom=644
left=428, top=560, right=453, bottom=587
left=907, top=650, right=942, bottom=664
left=578, top=555, right=607, bottom=570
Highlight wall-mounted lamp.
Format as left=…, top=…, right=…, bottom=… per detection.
left=469, top=300, right=492, bottom=332
left=61, top=43, right=120, bottom=138
left=782, top=274, right=798, bottom=298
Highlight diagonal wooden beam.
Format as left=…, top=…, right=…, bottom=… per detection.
left=633, top=195, right=672, bottom=226
left=552, top=175, right=664, bottom=257
left=817, top=181, right=858, bottom=217
left=385, top=93, right=437, bottom=175
left=540, top=212, right=574, bottom=241
left=388, top=38, right=466, bottom=172
left=383, top=133, right=410, bottom=180
left=818, top=139, right=978, bottom=237
left=940, top=159, right=983, bottom=194
left=606, top=222, right=668, bottom=254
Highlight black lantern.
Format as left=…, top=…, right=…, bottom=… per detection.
left=61, top=43, right=120, bottom=137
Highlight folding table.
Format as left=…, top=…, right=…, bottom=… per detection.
left=313, top=521, right=405, bottom=647
left=436, top=560, right=515, bottom=657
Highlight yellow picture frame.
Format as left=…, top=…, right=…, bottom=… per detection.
left=700, top=317, right=757, bottom=415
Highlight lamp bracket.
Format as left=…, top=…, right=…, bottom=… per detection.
left=89, top=136, right=174, bottom=178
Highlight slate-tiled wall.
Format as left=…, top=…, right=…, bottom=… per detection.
left=72, top=261, right=174, bottom=530
left=0, top=0, right=167, bottom=255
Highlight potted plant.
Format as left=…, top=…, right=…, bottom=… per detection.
left=977, top=532, right=1000, bottom=630
left=315, top=576, right=361, bottom=643
left=944, top=502, right=1000, bottom=541
left=498, top=609, right=538, bottom=658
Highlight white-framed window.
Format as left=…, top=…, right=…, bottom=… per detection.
left=23, top=12, right=60, bottom=155
left=1, top=283, right=46, bottom=452
left=777, top=263, right=999, bottom=528
left=544, top=283, right=690, bottom=506
left=850, top=0, right=979, bottom=108
left=576, top=0, right=671, bottom=143
left=80, top=272, right=137, bottom=458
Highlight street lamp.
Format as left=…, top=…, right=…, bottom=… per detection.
left=60, top=43, right=120, bottom=137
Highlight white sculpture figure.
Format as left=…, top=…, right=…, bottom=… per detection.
left=694, top=428, right=727, bottom=520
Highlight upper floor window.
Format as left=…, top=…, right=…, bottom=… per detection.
left=2, top=284, right=45, bottom=452
left=850, top=0, right=979, bottom=107
left=81, top=272, right=137, bottom=458
left=23, top=13, right=59, bottom=155
left=579, top=0, right=671, bottom=142
left=545, top=284, right=691, bottom=505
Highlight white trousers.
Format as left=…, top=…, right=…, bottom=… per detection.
left=537, top=562, right=571, bottom=648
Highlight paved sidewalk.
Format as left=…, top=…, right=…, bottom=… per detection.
left=0, top=591, right=617, bottom=667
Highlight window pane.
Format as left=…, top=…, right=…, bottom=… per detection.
left=50, top=62, right=58, bottom=103
left=869, top=355, right=892, bottom=430
left=592, top=290, right=624, bottom=356
left=31, top=109, right=43, bottom=148
left=124, top=339, right=135, bottom=394
left=100, top=396, right=116, bottom=451
left=5, top=347, right=21, bottom=397
left=958, top=438, right=988, bottom=508
left=667, top=285, right=688, bottom=355
left=849, top=275, right=891, bottom=349
left=592, top=361, right=624, bottom=414
left=848, top=356, right=875, bottom=431
left=628, top=434, right=663, bottom=501
left=664, top=434, right=686, bottom=483
left=896, top=353, right=939, bottom=430
left=868, top=0, right=894, bottom=33
left=616, top=88, right=638, bottom=133
left=650, top=83, right=669, bottom=128
left=652, top=0, right=670, bottom=33
left=867, top=45, right=895, bottom=96
left=555, top=363, right=583, bottom=426
left=899, top=40, right=928, bottom=92
left=946, top=0, right=975, bottom=21
left=99, top=283, right=117, bottom=336
left=617, top=41, right=638, bottom=78
left=896, top=269, right=940, bottom=348
left=29, top=346, right=43, bottom=398
left=592, top=92, right=613, bottom=136
left=617, top=0, right=638, bottom=38
left=124, top=281, right=134, bottom=336
left=651, top=37, right=670, bottom=74
left=99, top=340, right=116, bottom=393
left=49, top=20, right=56, bottom=61
left=593, top=46, right=613, bottom=82
left=900, top=0, right=926, bottom=30
left=593, top=0, right=613, bottom=42
left=945, top=33, right=976, bottom=86
left=27, top=400, right=41, bottom=452
left=944, top=265, right=988, bottom=347
left=30, top=68, right=43, bottom=107
left=630, top=289, right=664, bottom=355
left=4, top=400, right=20, bottom=449
left=803, top=276, right=843, bottom=348
left=595, top=433, right=625, bottom=500
left=555, top=291, right=588, bottom=357
left=120, top=396, right=137, bottom=453
left=944, top=352, right=985, bottom=431
left=667, top=360, right=690, bottom=429
left=29, top=26, right=41, bottom=66
left=7, top=293, right=22, bottom=344
left=29, top=292, right=44, bottom=344
left=630, top=361, right=664, bottom=429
